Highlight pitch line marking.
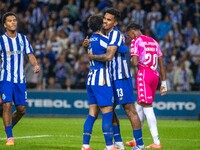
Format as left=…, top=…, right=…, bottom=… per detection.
left=0, top=134, right=199, bottom=142
left=0, top=135, right=51, bottom=140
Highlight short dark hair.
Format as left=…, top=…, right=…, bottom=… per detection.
left=104, top=8, right=121, bottom=22
left=2, top=12, right=17, bottom=24
left=88, top=15, right=103, bottom=32
left=126, top=22, right=143, bottom=31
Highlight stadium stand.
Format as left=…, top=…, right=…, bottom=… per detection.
left=0, top=0, right=199, bottom=91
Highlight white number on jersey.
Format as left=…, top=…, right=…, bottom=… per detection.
left=143, top=53, right=158, bottom=70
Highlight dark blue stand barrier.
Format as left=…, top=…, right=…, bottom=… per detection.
left=26, top=90, right=200, bottom=120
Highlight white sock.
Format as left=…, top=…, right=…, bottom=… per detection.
left=115, top=141, right=124, bottom=146
left=135, top=103, right=145, bottom=126
left=82, top=144, right=90, bottom=148
left=106, top=145, right=113, bottom=150
left=143, top=107, right=160, bottom=145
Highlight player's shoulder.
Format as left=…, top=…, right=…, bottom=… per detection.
left=0, top=33, right=6, bottom=39
left=90, top=33, right=108, bottom=42
left=110, top=27, right=121, bottom=35
left=131, top=35, right=142, bottom=44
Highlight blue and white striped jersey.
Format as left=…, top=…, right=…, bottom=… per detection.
left=107, top=27, right=132, bottom=81
left=87, top=33, right=111, bottom=86
left=0, top=33, right=34, bottom=83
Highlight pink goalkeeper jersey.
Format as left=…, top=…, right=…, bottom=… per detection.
left=130, top=35, right=163, bottom=71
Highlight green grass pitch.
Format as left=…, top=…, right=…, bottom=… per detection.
left=0, top=117, right=199, bottom=150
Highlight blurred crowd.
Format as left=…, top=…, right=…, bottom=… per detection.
left=0, top=0, right=199, bottom=91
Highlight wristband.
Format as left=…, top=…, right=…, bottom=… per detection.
left=161, top=80, right=167, bottom=92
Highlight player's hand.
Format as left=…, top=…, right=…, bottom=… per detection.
left=160, top=80, right=167, bottom=96
left=33, top=65, right=40, bottom=73
left=82, top=36, right=89, bottom=48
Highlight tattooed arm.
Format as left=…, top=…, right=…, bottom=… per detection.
left=88, top=45, right=117, bottom=62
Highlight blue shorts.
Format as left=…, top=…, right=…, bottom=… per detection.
left=112, top=77, right=135, bottom=105
left=87, top=84, right=114, bottom=107
left=0, top=81, right=27, bottom=106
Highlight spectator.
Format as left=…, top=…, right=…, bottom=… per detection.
left=2, top=0, right=199, bottom=90
left=54, top=54, right=71, bottom=89
left=68, top=22, right=84, bottom=46
left=187, top=36, right=200, bottom=62
left=188, top=0, right=200, bottom=34
left=183, top=20, right=199, bottom=47
left=173, top=61, right=194, bottom=91
left=46, top=76, right=61, bottom=89
left=57, top=17, right=73, bottom=35
left=166, top=62, right=175, bottom=91
left=146, top=4, right=162, bottom=31
left=168, top=4, right=182, bottom=26
left=74, top=54, right=89, bottom=89
left=154, top=14, right=172, bottom=40
left=168, top=22, right=184, bottom=48
left=42, top=56, right=55, bottom=89
left=131, top=2, right=146, bottom=27
left=46, top=32, right=62, bottom=59
left=195, top=59, right=200, bottom=89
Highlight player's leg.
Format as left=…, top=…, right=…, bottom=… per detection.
left=3, top=102, right=14, bottom=145
left=143, top=105, right=162, bottom=149
left=82, top=86, right=98, bottom=150
left=82, top=104, right=98, bottom=150
left=123, top=103, right=144, bottom=148
left=92, top=85, right=117, bottom=150
left=100, top=106, right=115, bottom=150
left=12, top=105, right=26, bottom=127
left=112, top=82, right=125, bottom=150
left=112, top=106, right=125, bottom=150
left=141, top=69, right=162, bottom=149
left=122, top=77, right=144, bottom=149
left=135, top=103, right=145, bottom=125
left=1, top=81, right=14, bottom=146
left=12, top=83, right=27, bottom=128
left=126, top=103, right=145, bottom=147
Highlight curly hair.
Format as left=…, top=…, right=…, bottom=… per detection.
left=126, top=21, right=143, bottom=31
left=88, top=15, right=103, bottom=32
left=2, top=12, right=17, bottom=24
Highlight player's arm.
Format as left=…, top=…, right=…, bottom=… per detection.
left=131, top=55, right=138, bottom=66
left=118, top=45, right=128, bottom=53
left=88, top=45, right=117, bottom=61
left=28, top=54, right=40, bottom=73
left=158, top=56, right=167, bottom=95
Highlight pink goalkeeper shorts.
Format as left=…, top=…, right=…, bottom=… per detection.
left=136, top=66, right=159, bottom=104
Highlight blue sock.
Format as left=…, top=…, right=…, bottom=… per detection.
left=83, top=115, right=96, bottom=144
left=102, top=111, right=113, bottom=146
left=133, top=128, right=144, bottom=146
left=12, top=120, right=17, bottom=128
left=5, top=126, right=13, bottom=138
left=113, top=125, right=122, bottom=142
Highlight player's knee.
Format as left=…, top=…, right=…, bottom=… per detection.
left=16, top=106, right=26, bottom=115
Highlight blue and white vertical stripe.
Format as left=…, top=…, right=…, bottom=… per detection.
left=87, top=67, right=111, bottom=86
left=87, top=33, right=111, bottom=86
left=108, top=28, right=132, bottom=81
left=0, top=33, right=33, bottom=83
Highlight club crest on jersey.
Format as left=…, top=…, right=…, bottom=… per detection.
left=20, top=41, right=24, bottom=47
